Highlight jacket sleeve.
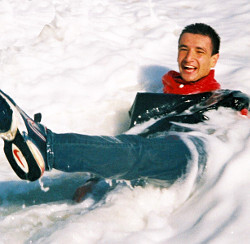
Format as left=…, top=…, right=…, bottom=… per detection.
left=217, top=90, right=249, bottom=112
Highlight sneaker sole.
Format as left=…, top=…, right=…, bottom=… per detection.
left=0, top=90, right=45, bottom=181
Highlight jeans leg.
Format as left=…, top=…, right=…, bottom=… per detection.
left=46, top=130, right=206, bottom=183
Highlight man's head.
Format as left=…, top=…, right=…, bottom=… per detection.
left=179, top=23, right=220, bottom=55
left=177, top=23, right=220, bottom=82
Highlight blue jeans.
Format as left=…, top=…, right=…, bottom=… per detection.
left=46, top=130, right=207, bottom=185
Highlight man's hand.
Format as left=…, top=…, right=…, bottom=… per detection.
left=73, top=178, right=99, bottom=203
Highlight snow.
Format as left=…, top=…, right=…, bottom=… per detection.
left=0, top=0, right=249, bottom=243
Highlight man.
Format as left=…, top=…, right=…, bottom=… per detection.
left=0, top=24, right=248, bottom=193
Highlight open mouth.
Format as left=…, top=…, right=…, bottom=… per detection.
left=183, top=65, right=197, bottom=72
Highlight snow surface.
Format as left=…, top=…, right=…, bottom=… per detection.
left=0, top=0, right=249, bottom=243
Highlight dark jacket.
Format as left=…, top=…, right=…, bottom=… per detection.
left=129, top=89, right=249, bottom=137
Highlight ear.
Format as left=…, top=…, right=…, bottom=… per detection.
left=210, top=53, right=219, bottom=68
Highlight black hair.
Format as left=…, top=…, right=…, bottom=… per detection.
left=179, top=23, right=220, bottom=55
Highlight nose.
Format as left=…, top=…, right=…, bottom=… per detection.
left=184, top=50, right=194, bottom=62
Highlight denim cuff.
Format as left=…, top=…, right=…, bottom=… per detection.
left=46, top=129, right=54, bottom=171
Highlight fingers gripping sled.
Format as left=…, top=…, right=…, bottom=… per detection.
left=0, top=90, right=47, bottom=181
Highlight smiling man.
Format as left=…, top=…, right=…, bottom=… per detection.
left=0, top=23, right=248, bottom=198
left=163, top=23, right=221, bottom=94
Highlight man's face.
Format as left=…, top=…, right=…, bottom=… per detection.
left=177, top=33, right=219, bottom=82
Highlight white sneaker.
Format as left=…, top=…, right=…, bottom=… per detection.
left=0, top=90, right=47, bottom=181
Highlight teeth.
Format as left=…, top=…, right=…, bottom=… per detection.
left=184, top=65, right=197, bottom=71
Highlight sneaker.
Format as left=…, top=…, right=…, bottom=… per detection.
left=0, top=90, right=47, bottom=181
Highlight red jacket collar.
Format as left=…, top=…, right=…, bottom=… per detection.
left=162, top=70, right=221, bottom=95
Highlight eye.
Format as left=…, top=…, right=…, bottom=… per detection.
left=179, top=47, right=188, bottom=52
left=196, top=49, right=205, bottom=54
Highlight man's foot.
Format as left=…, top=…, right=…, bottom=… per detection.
left=0, top=90, right=47, bottom=181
